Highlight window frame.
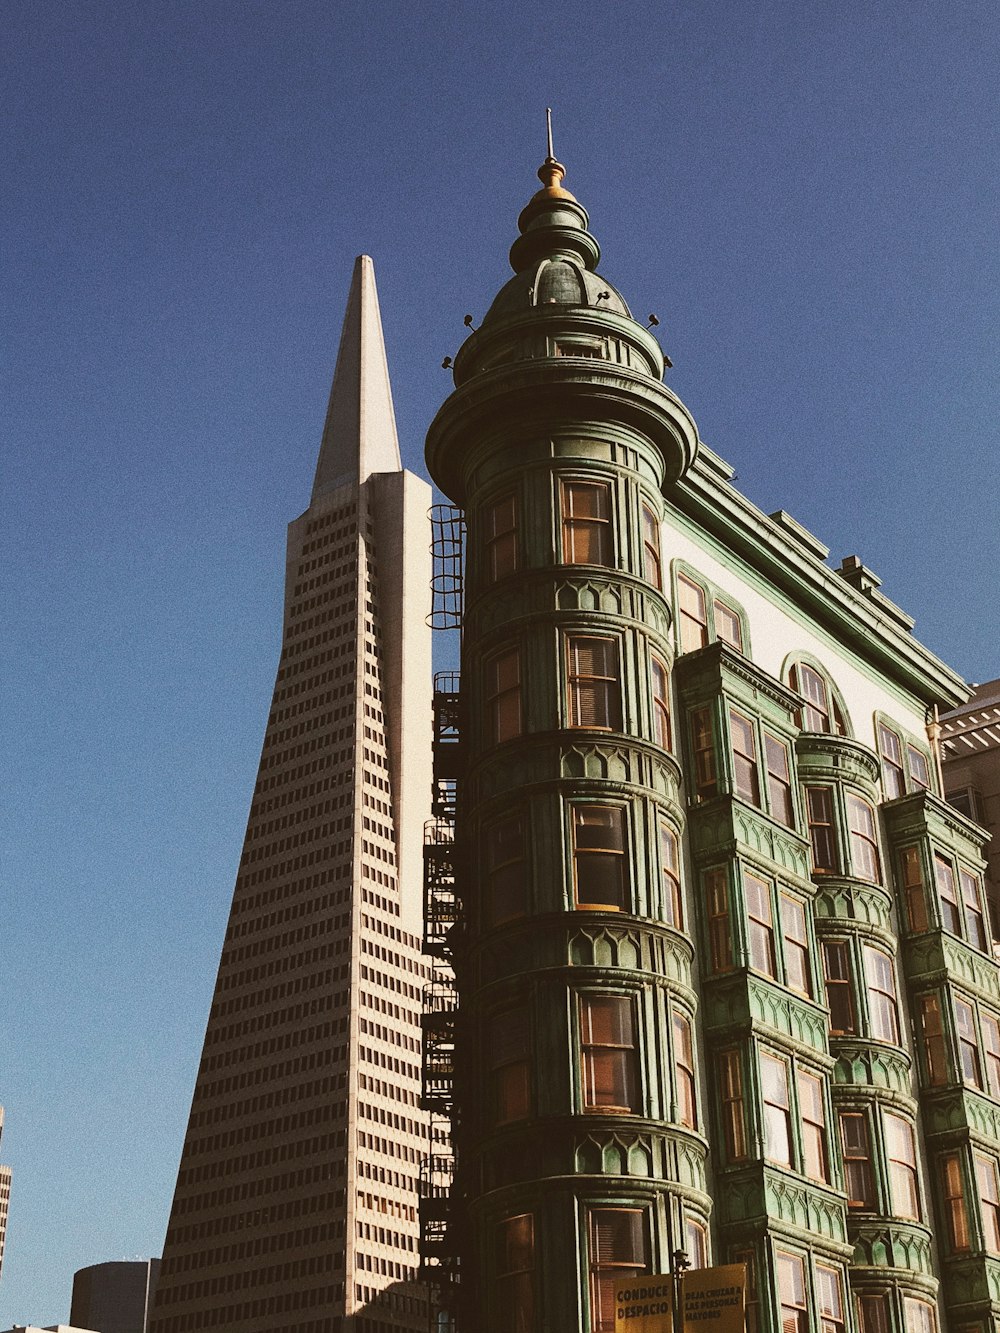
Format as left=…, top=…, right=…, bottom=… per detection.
left=805, top=785, right=839, bottom=874
left=822, top=939, right=856, bottom=1035
left=863, top=945, right=900, bottom=1046
left=674, top=566, right=747, bottom=656
left=659, top=819, right=682, bottom=928
left=677, top=572, right=709, bottom=653
left=719, top=1048, right=746, bottom=1161
left=587, top=1207, right=649, bottom=1333
left=489, top=1004, right=531, bottom=1125
left=642, top=500, right=662, bottom=589
left=579, top=992, right=640, bottom=1114
left=572, top=804, right=628, bottom=912
left=918, top=991, right=949, bottom=1086
left=726, top=708, right=796, bottom=826
left=846, top=793, right=881, bottom=882
left=942, top=1151, right=971, bottom=1252
left=485, top=644, right=522, bottom=745
left=566, top=633, right=622, bottom=731
left=690, top=706, right=717, bottom=800
left=561, top=477, right=612, bottom=567
left=671, top=1007, right=697, bottom=1129
left=744, top=869, right=813, bottom=995
left=884, top=1111, right=920, bottom=1220
left=485, top=810, right=528, bottom=926
left=705, top=866, right=734, bottom=973
left=839, top=1109, right=875, bottom=1208
left=876, top=715, right=933, bottom=800
left=495, top=1213, right=534, bottom=1333
left=484, top=490, right=519, bottom=584
left=650, top=653, right=672, bottom=751
left=977, top=1152, right=1000, bottom=1252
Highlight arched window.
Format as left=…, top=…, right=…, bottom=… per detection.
left=787, top=660, right=850, bottom=735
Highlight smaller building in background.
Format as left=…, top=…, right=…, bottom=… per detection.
left=70, top=1261, right=160, bottom=1333
left=0, top=1108, right=11, bottom=1284
left=943, top=678, right=1000, bottom=929
left=1, top=1326, right=100, bottom=1332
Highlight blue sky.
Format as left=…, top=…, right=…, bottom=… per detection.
left=3, top=0, right=999, bottom=1322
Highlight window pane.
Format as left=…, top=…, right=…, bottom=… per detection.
left=901, top=1298, right=936, bottom=1333
left=490, top=1007, right=530, bottom=1124
left=847, top=794, right=881, bottom=882
left=707, top=868, right=733, bottom=972
left=574, top=807, right=625, bottom=909
left=935, top=853, right=962, bottom=935
left=730, top=709, right=761, bottom=806
left=860, top=1294, right=890, bottom=1333
left=901, top=846, right=928, bottom=931
left=806, top=786, right=837, bottom=873
left=496, top=1214, right=534, bottom=1333
left=956, top=999, right=983, bottom=1088
left=839, top=1111, right=874, bottom=1207
left=761, top=1054, right=791, bottom=1165
left=487, top=813, right=527, bottom=924
left=651, top=655, right=671, bottom=750
left=977, top=1154, right=1000, bottom=1252
left=942, top=1153, right=971, bottom=1251
left=487, top=646, right=521, bottom=744
left=798, top=1069, right=828, bottom=1182
left=885, top=1112, right=920, bottom=1219
left=581, top=995, right=638, bottom=1112
left=486, top=492, right=519, bottom=582
left=863, top=946, right=899, bottom=1045
left=745, top=873, right=776, bottom=977
left=673, top=1010, right=696, bottom=1128
left=715, top=600, right=743, bottom=651
left=795, top=663, right=832, bottom=733
left=589, top=1209, right=648, bottom=1333
left=961, top=868, right=989, bottom=951
left=660, top=821, right=682, bottom=927
left=907, top=744, right=930, bottom=789
left=642, top=503, right=662, bottom=589
left=920, top=993, right=949, bottom=1085
left=562, top=480, right=611, bottom=565
left=568, top=635, right=621, bottom=729
left=822, top=940, right=856, bottom=1034
left=781, top=894, right=811, bottom=996
left=691, top=707, right=717, bottom=797
left=777, top=1252, right=808, bottom=1333
left=878, top=723, right=905, bottom=799
left=982, top=1013, right=1000, bottom=1098
left=816, top=1265, right=845, bottom=1333
left=720, top=1049, right=746, bottom=1159
left=678, top=574, right=708, bottom=652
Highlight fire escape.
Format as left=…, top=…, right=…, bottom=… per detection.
left=420, top=509, right=464, bottom=1330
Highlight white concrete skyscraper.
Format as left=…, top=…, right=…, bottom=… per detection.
left=150, top=257, right=433, bottom=1333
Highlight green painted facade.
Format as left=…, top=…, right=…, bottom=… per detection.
left=423, top=154, right=997, bottom=1333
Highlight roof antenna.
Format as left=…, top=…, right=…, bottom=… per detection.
left=546, top=107, right=554, bottom=160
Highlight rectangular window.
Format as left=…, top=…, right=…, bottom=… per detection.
left=745, top=872, right=776, bottom=978
left=806, top=786, right=837, bottom=873
left=588, top=1209, right=648, bottom=1333
left=878, top=722, right=905, bottom=800
left=761, top=1053, right=792, bottom=1166
left=561, top=479, right=612, bottom=565
left=982, top=1013, right=1000, bottom=1098
left=942, top=1152, right=971, bottom=1252
left=919, top=993, right=949, bottom=1085
left=816, top=1265, right=845, bottom=1333
left=764, top=733, right=794, bottom=825
left=487, top=813, right=527, bottom=925
left=685, top=1217, right=707, bottom=1269
left=901, top=846, right=928, bottom=931
left=859, top=1294, right=890, bottom=1333
left=777, top=1251, right=808, bottom=1333
left=978, top=1154, right=1000, bottom=1252
left=719, top=1049, right=746, bottom=1160
left=660, top=821, right=682, bottom=927
left=485, top=492, right=518, bottom=582
left=673, top=1009, right=696, bottom=1128
left=795, top=663, right=832, bottom=734
left=580, top=994, right=639, bottom=1113
left=567, top=635, right=621, bottom=730
left=642, top=502, right=662, bottom=589
left=490, top=1007, right=530, bottom=1124
left=486, top=646, right=521, bottom=744
left=573, top=806, right=626, bottom=910
left=731, top=1247, right=758, bottom=1333
left=885, top=1112, right=920, bottom=1220
left=935, top=853, right=962, bottom=935
left=678, top=574, right=708, bottom=652
left=961, top=868, right=989, bottom=951
left=798, top=1068, right=828, bottom=1182
left=714, top=600, right=743, bottom=651
left=822, top=940, right=856, bottom=1034
left=901, top=1298, right=937, bottom=1333
left=650, top=655, right=671, bottom=750
left=495, top=1214, right=533, bottom=1333
left=955, top=998, right=983, bottom=1089
left=691, top=707, right=717, bottom=798
left=863, top=946, right=899, bottom=1045
left=907, top=744, right=930, bottom=790
left=847, top=794, right=881, bottom=882
left=781, top=894, right=811, bottom=996
left=839, top=1111, right=874, bottom=1208
left=730, top=709, right=761, bottom=806
left=706, top=868, right=733, bottom=972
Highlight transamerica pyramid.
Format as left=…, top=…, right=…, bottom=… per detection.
left=150, top=256, right=434, bottom=1333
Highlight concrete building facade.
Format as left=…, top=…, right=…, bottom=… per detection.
left=150, top=257, right=433, bottom=1333
left=70, top=1259, right=160, bottom=1333
left=422, top=151, right=999, bottom=1332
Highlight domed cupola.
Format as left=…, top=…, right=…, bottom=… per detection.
left=426, top=141, right=700, bottom=503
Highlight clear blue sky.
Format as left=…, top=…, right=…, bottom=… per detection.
left=3, top=0, right=998, bottom=1322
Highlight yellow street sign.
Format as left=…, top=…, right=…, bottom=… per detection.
left=614, top=1274, right=674, bottom=1332
left=679, top=1263, right=746, bottom=1333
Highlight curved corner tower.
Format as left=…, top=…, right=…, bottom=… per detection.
left=425, top=152, right=703, bottom=1330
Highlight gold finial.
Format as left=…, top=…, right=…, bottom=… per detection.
left=535, top=106, right=575, bottom=199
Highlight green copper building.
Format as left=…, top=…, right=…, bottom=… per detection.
left=421, top=150, right=997, bottom=1333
